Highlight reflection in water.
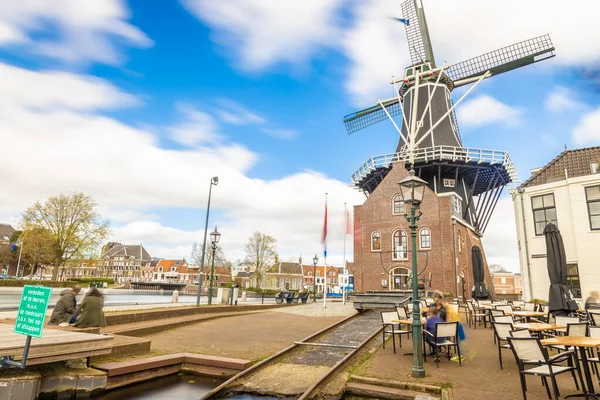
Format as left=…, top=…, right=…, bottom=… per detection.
left=93, top=374, right=220, bottom=400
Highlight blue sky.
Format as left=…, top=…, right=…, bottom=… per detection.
left=0, top=0, right=599, bottom=271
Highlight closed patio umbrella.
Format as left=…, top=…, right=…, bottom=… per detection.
left=471, top=245, right=489, bottom=299
left=544, top=223, right=577, bottom=315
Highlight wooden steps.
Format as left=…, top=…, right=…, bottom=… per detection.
left=0, top=325, right=112, bottom=365
left=91, top=334, right=151, bottom=362
left=346, top=382, right=440, bottom=399
left=93, top=353, right=251, bottom=390
left=101, top=310, right=264, bottom=337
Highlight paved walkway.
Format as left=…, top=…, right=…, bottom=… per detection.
left=145, top=312, right=345, bottom=361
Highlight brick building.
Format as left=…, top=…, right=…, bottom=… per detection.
left=492, top=272, right=522, bottom=297
left=352, top=163, right=495, bottom=299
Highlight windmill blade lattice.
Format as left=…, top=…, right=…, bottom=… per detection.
left=401, top=0, right=434, bottom=65
left=343, top=98, right=401, bottom=135
left=447, top=34, right=555, bottom=85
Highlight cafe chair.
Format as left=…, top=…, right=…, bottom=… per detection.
left=554, top=316, right=580, bottom=336
left=588, top=311, right=600, bottom=327
left=524, top=302, right=536, bottom=311
left=507, top=337, right=582, bottom=400
left=495, top=305, right=513, bottom=314
left=510, top=328, right=532, bottom=338
left=586, top=326, right=600, bottom=379
left=423, top=321, right=461, bottom=367
left=466, top=301, right=488, bottom=329
left=547, top=322, right=588, bottom=352
left=381, top=311, right=410, bottom=354
left=492, top=322, right=515, bottom=369
left=396, top=306, right=411, bottom=338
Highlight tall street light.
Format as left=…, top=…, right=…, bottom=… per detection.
left=207, top=227, right=221, bottom=306
left=312, top=254, right=318, bottom=302
left=398, top=168, right=428, bottom=379
left=196, top=176, right=219, bottom=307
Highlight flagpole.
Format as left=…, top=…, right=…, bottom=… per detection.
left=323, top=193, right=328, bottom=309
left=343, top=203, right=347, bottom=305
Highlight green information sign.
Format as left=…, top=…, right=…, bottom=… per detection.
left=14, top=285, right=52, bottom=338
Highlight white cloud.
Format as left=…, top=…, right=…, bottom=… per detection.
left=545, top=86, right=584, bottom=113
left=482, top=197, right=520, bottom=273
left=457, top=95, right=523, bottom=128
left=180, top=0, right=345, bottom=71
left=0, top=0, right=152, bottom=64
left=184, top=0, right=600, bottom=108
left=0, top=62, right=362, bottom=266
left=572, top=107, right=600, bottom=145
left=213, top=99, right=266, bottom=125
left=169, top=103, right=223, bottom=147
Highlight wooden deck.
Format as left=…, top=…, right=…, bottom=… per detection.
left=0, top=325, right=113, bottom=365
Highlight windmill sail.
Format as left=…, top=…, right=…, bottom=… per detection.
left=401, top=0, right=435, bottom=65
left=343, top=98, right=401, bottom=135
left=447, top=34, right=555, bottom=86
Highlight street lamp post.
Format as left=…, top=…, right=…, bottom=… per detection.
left=398, top=169, right=428, bottom=379
left=196, top=176, right=219, bottom=307
left=312, top=254, right=318, bottom=302
left=207, top=227, right=221, bottom=305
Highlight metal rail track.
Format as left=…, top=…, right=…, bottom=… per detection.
left=201, top=310, right=383, bottom=399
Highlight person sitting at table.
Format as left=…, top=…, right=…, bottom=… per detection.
left=585, top=291, right=599, bottom=309
left=425, top=305, right=447, bottom=355
left=433, top=292, right=447, bottom=321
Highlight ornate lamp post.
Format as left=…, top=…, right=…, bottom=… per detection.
left=312, top=254, right=318, bottom=302
left=207, top=226, right=221, bottom=306
left=398, top=169, right=428, bottom=378
left=196, top=176, right=219, bottom=307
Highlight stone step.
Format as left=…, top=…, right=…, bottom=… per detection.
left=345, top=382, right=440, bottom=400
left=91, top=334, right=151, bottom=362
left=102, top=310, right=264, bottom=337
left=104, top=303, right=284, bottom=326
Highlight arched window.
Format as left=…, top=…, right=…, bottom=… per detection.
left=457, top=229, right=462, bottom=253
left=392, top=230, right=408, bottom=260
left=371, top=231, right=381, bottom=251
left=420, top=228, right=431, bottom=250
left=393, top=195, right=406, bottom=215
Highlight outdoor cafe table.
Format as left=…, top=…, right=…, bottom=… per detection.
left=506, top=310, right=545, bottom=322
left=541, top=336, right=600, bottom=399
left=514, top=323, right=566, bottom=333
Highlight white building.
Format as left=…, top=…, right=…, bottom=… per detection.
left=513, top=147, right=600, bottom=301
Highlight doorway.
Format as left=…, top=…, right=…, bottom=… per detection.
left=390, top=267, right=410, bottom=290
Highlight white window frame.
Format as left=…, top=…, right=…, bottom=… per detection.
left=419, top=227, right=432, bottom=250
left=392, top=229, right=408, bottom=260
left=371, top=231, right=382, bottom=252
left=392, top=195, right=406, bottom=215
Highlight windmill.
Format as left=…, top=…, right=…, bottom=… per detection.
left=344, top=0, right=555, bottom=235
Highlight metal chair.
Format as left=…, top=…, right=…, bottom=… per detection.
left=524, top=302, right=536, bottom=311
left=466, top=301, right=487, bottom=329
left=495, top=304, right=513, bottom=314
left=396, top=306, right=409, bottom=320
left=510, top=328, right=532, bottom=338
left=493, top=315, right=515, bottom=324
left=512, top=300, right=525, bottom=309
left=555, top=316, right=579, bottom=335
left=492, top=322, right=514, bottom=369
left=507, top=337, right=582, bottom=400
left=548, top=322, right=588, bottom=352
left=587, top=326, right=600, bottom=378
left=381, top=311, right=410, bottom=354
left=589, top=311, right=600, bottom=326
left=423, top=321, right=461, bottom=367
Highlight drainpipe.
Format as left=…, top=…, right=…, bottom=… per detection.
left=517, top=187, right=533, bottom=299
left=452, top=219, right=459, bottom=300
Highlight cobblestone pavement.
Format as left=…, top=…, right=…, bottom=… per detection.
left=269, top=301, right=358, bottom=317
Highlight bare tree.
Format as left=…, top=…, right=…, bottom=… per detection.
left=489, top=264, right=508, bottom=274
left=244, top=231, right=277, bottom=288
left=20, top=193, right=111, bottom=280
left=191, top=241, right=231, bottom=269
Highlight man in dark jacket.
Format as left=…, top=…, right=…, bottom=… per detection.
left=49, top=285, right=81, bottom=325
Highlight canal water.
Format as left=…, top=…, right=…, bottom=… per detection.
left=92, top=374, right=281, bottom=399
